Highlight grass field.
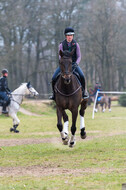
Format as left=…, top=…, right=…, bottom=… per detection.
left=0, top=100, right=126, bottom=190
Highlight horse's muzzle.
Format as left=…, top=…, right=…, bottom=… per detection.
left=62, top=74, right=71, bottom=85
left=64, top=78, right=71, bottom=84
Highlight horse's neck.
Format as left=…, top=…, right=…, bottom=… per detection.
left=12, top=85, right=26, bottom=103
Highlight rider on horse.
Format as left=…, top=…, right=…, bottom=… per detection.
left=93, top=82, right=103, bottom=101
left=0, top=69, right=11, bottom=114
left=50, top=27, right=88, bottom=100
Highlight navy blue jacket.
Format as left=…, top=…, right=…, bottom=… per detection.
left=0, top=76, right=10, bottom=93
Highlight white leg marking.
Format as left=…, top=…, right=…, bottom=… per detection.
left=63, top=121, right=69, bottom=134
left=80, top=115, right=85, bottom=130
left=60, top=121, right=69, bottom=145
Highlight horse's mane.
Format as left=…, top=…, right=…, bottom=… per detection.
left=12, top=83, right=27, bottom=93
left=61, top=50, right=72, bottom=59
left=64, top=51, right=71, bottom=56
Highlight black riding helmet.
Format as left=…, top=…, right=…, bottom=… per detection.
left=2, top=69, right=8, bottom=74
left=64, top=27, right=75, bottom=36
left=95, top=82, right=101, bottom=88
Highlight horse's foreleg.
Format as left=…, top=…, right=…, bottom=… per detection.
left=94, top=103, right=98, bottom=113
left=61, top=110, right=69, bottom=144
left=102, top=102, right=107, bottom=112
left=57, top=107, right=67, bottom=144
left=56, top=107, right=63, bottom=133
left=69, top=109, right=78, bottom=148
left=79, top=100, right=87, bottom=139
left=9, top=113, right=20, bottom=133
left=108, top=97, right=111, bottom=112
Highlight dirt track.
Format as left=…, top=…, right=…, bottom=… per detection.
left=0, top=131, right=126, bottom=177
left=0, top=131, right=125, bottom=147
left=0, top=165, right=124, bottom=177
left=19, top=107, right=42, bottom=116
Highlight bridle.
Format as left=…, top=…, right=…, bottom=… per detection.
left=28, top=87, right=36, bottom=96
left=60, top=56, right=73, bottom=81
left=10, top=86, right=36, bottom=106
left=55, top=62, right=81, bottom=97
left=61, top=71, right=72, bottom=79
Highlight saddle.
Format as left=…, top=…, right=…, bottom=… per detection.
left=73, top=71, right=81, bottom=86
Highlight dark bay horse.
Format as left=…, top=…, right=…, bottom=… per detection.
left=54, top=49, right=88, bottom=147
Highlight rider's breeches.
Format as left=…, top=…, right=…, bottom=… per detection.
left=0, top=92, right=10, bottom=104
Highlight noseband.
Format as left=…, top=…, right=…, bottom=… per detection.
left=61, top=71, right=72, bottom=78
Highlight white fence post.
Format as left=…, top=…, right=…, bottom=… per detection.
left=92, top=91, right=99, bottom=119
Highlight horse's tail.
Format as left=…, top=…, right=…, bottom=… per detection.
left=108, top=97, right=111, bottom=109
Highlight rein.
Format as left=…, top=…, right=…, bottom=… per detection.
left=55, top=84, right=81, bottom=97
left=9, top=87, right=36, bottom=105
left=10, top=94, right=24, bottom=106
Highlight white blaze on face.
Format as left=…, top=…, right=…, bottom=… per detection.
left=80, top=115, right=85, bottom=129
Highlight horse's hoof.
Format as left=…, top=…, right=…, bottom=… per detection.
left=10, top=128, right=14, bottom=132
left=14, top=130, right=19, bottom=133
left=62, top=136, right=69, bottom=145
left=69, top=141, right=76, bottom=148
left=81, top=133, right=87, bottom=139
left=62, top=132, right=69, bottom=145
left=80, top=128, right=87, bottom=139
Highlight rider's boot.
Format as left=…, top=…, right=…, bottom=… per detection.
left=49, top=92, right=55, bottom=100
left=49, top=81, right=55, bottom=100
left=2, top=101, right=8, bottom=114
left=82, top=89, right=89, bottom=99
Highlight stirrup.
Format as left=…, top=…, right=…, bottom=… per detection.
left=49, top=94, right=55, bottom=100
left=82, top=91, right=89, bottom=99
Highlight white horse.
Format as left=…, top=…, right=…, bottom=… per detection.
left=0, top=82, right=39, bottom=133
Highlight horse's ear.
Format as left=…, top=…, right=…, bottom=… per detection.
left=27, top=82, right=31, bottom=89
left=70, top=48, right=75, bottom=56
left=59, top=50, right=64, bottom=57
